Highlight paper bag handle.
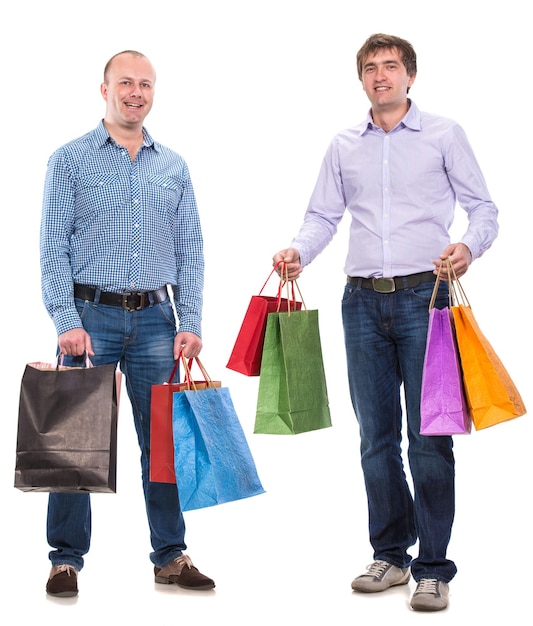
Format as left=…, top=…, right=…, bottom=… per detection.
left=258, top=261, right=301, bottom=314
left=166, top=358, right=180, bottom=384
left=56, top=351, right=93, bottom=370
left=446, top=260, right=470, bottom=307
left=428, top=258, right=470, bottom=311
left=179, top=352, right=218, bottom=392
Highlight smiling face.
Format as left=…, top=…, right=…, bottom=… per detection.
left=100, top=52, right=155, bottom=131
left=361, top=46, right=415, bottom=115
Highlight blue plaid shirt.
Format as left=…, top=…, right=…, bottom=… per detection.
left=40, top=121, right=204, bottom=337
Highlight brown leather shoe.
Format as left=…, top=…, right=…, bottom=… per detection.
left=154, top=555, right=215, bottom=590
left=46, top=565, right=78, bottom=597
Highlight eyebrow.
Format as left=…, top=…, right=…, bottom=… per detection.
left=117, top=75, right=154, bottom=84
left=364, top=58, right=400, bottom=70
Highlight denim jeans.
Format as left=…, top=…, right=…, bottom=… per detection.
left=47, top=292, right=186, bottom=570
left=341, top=279, right=457, bottom=583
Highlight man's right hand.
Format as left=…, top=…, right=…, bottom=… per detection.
left=272, top=247, right=302, bottom=281
left=58, top=328, right=94, bottom=356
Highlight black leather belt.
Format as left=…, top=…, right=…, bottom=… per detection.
left=347, top=271, right=436, bottom=293
left=74, top=284, right=168, bottom=311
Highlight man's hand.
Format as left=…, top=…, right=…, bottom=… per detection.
left=58, top=328, right=94, bottom=356
left=272, top=247, right=302, bottom=281
left=433, top=243, right=472, bottom=279
left=175, top=332, right=202, bottom=360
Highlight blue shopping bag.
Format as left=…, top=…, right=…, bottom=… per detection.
left=172, top=368, right=265, bottom=511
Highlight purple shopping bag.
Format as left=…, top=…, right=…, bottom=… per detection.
left=420, top=307, right=471, bottom=436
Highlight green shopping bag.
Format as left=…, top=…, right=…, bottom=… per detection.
left=254, top=308, right=332, bottom=434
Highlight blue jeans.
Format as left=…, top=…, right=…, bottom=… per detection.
left=341, top=279, right=457, bottom=583
left=47, top=292, right=186, bottom=570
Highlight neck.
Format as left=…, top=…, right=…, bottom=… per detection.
left=371, top=101, right=410, bottom=133
left=103, top=120, right=143, bottom=146
left=103, top=120, right=144, bottom=160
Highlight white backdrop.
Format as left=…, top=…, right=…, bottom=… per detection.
left=2, top=1, right=530, bottom=623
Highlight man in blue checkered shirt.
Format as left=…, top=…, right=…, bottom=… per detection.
left=40, top=50, right=215, bottom=597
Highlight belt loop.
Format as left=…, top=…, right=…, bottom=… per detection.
left=355, top=277, right=363, bottom=290
left=93, top=287, right=101, bottom=305
left=400, top=276, right=409, bottom=290
left=147, top=291, right=155, bottom=306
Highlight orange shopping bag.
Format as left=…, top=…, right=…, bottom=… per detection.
left=449, top=264, right=526, bottom=430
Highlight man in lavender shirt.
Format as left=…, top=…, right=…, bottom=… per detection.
left=273, top=33, right=498, bottom=612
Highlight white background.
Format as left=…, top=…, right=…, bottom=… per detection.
left=1, top=1, right=530, bottom=623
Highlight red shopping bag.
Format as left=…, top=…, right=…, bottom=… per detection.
left=150, top=356, right=221, bottom=483
left=226, top=262, right=302, bottom=376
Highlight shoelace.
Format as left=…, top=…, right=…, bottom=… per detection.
left=365, top=560, right=390, bottom=577
left=54, top=564, right=76, bottom=577
left=415, top=578, right=439, bottom=594
left=173, top=554, right=194, bottom=574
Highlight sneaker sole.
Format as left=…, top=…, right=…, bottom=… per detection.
left=410, top=600, right=448, bottom=612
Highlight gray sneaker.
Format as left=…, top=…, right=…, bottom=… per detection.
left=410, top=578, right=449, bottom=611
left=351, top=560, right=410, bottom=592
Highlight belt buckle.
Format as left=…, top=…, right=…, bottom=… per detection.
left=122, top=293, right=143, bottom=311
left=372, top=278, right=396, bottom=293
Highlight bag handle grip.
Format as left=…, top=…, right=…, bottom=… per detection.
left=447, top=260, right=470, bottom=307
left=56, top=351, right=93, bottom=370
left=179, top=352, right=218, bottom=392
left=259, top=261, right=301, bottom=314
left=428, top=258, right=471, bottom=311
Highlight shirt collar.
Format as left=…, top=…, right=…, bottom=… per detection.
left=94, top=120, right=158, bottom=151
left=359, top=99, right=421, bottom=135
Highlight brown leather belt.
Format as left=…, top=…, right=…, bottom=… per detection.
left=74, top=284, right=168, bottom=311
left=347, top=271, right=436, bottom=293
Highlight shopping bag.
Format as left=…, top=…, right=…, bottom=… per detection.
left=449, top=264, right=526, bottom=430
left=14, top=356, right=120, bottom=492
left=254, top=293, right=332, bottom=434
left=226, top=262, right=302, bottom=376
left=420, top=271, right=471, bottom=435
left=171, top=358, right=265, bottom=511
left=150, top=356, right=221, bottom=483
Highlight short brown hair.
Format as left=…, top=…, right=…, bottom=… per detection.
left=356, top=34, right=417, bottom=81
left=103, top=50, right=148, bottom=83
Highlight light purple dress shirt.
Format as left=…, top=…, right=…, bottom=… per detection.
left=291, top=100, right=499, bottom=278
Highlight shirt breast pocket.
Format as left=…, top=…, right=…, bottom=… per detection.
left=75, top=173, right=121, bottom=224
left=147, top=175, right=183, bottom=211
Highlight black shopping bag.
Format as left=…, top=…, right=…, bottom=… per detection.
left=14, top=359, right=120, bottom=492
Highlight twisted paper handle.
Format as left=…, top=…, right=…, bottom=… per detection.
left=179, top=352, right=218, bottom=392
